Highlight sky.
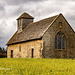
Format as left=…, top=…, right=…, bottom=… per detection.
left=0, top=0, right=75, bottom=48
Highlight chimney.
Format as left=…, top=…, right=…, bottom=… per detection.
left=17, top=12, right=34, bottom=33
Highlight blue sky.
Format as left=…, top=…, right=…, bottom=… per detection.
left=0, top=0, right=75, bottom=48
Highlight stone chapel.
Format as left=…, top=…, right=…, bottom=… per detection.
left=6, top=12, right=75, bottom=58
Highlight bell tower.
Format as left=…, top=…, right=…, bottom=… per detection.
left=17, top=12, right=34, bottom=33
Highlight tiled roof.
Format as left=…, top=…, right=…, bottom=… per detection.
left=7, top=14, right=59, bottom=45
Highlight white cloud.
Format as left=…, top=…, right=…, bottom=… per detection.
left=0, top=0, right=75, bottom=47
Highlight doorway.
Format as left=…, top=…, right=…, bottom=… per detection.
left=31, top=48, right=34, bottom=58
left=11, top=50, right=13, bottom=58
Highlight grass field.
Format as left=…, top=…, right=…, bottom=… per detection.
left=0, top=58, right=75, bottom=75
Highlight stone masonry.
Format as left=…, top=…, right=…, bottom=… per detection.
left=7, top=13, right=75, bottom=58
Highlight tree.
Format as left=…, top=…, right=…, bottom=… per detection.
left=0, top=47, right=7, bottom=58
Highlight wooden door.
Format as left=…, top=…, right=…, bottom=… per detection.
left=11, top=50, right=13, bottom=58
left=31, top=49, right=34, bottom=58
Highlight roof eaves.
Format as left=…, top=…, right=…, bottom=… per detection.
left=7, top=37, right=42, bottom=45
left=17, top=17, right=34, bottom=20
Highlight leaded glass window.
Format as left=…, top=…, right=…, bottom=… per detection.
left=63, top=36, right=65, bottom=49
left=58, top=34, right=61, bottom=49
left=55, top=36, right=57, bottom=49
left=55, top=32, right=66, bottom=49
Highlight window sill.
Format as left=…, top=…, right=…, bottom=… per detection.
left=55, top=49, right=66, bottom=51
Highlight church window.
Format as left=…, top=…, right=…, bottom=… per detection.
left=59, top=22, right=62, bottom=26
left=55, top=36, right=57, bottom=49
left=58, top=34, right=61, bottom=49
left=63, top=36, right=65, bottom=49
left=55, top=32, right=66, bottom=50
left=19, top=46, right=21, bottom=52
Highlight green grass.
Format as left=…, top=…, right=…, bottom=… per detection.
left=0, top=58, right=75, bottom=75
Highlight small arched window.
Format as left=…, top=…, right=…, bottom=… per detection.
left=55, top=32, right=66, bottom=49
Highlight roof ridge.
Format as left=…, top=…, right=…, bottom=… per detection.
left=21, top=14, right=59, bottom=34
left=22, top=14, right=59, bottom=28
left=31, top=14, right=59, bottom=24
left=6, top=13, right=60, bottom=45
